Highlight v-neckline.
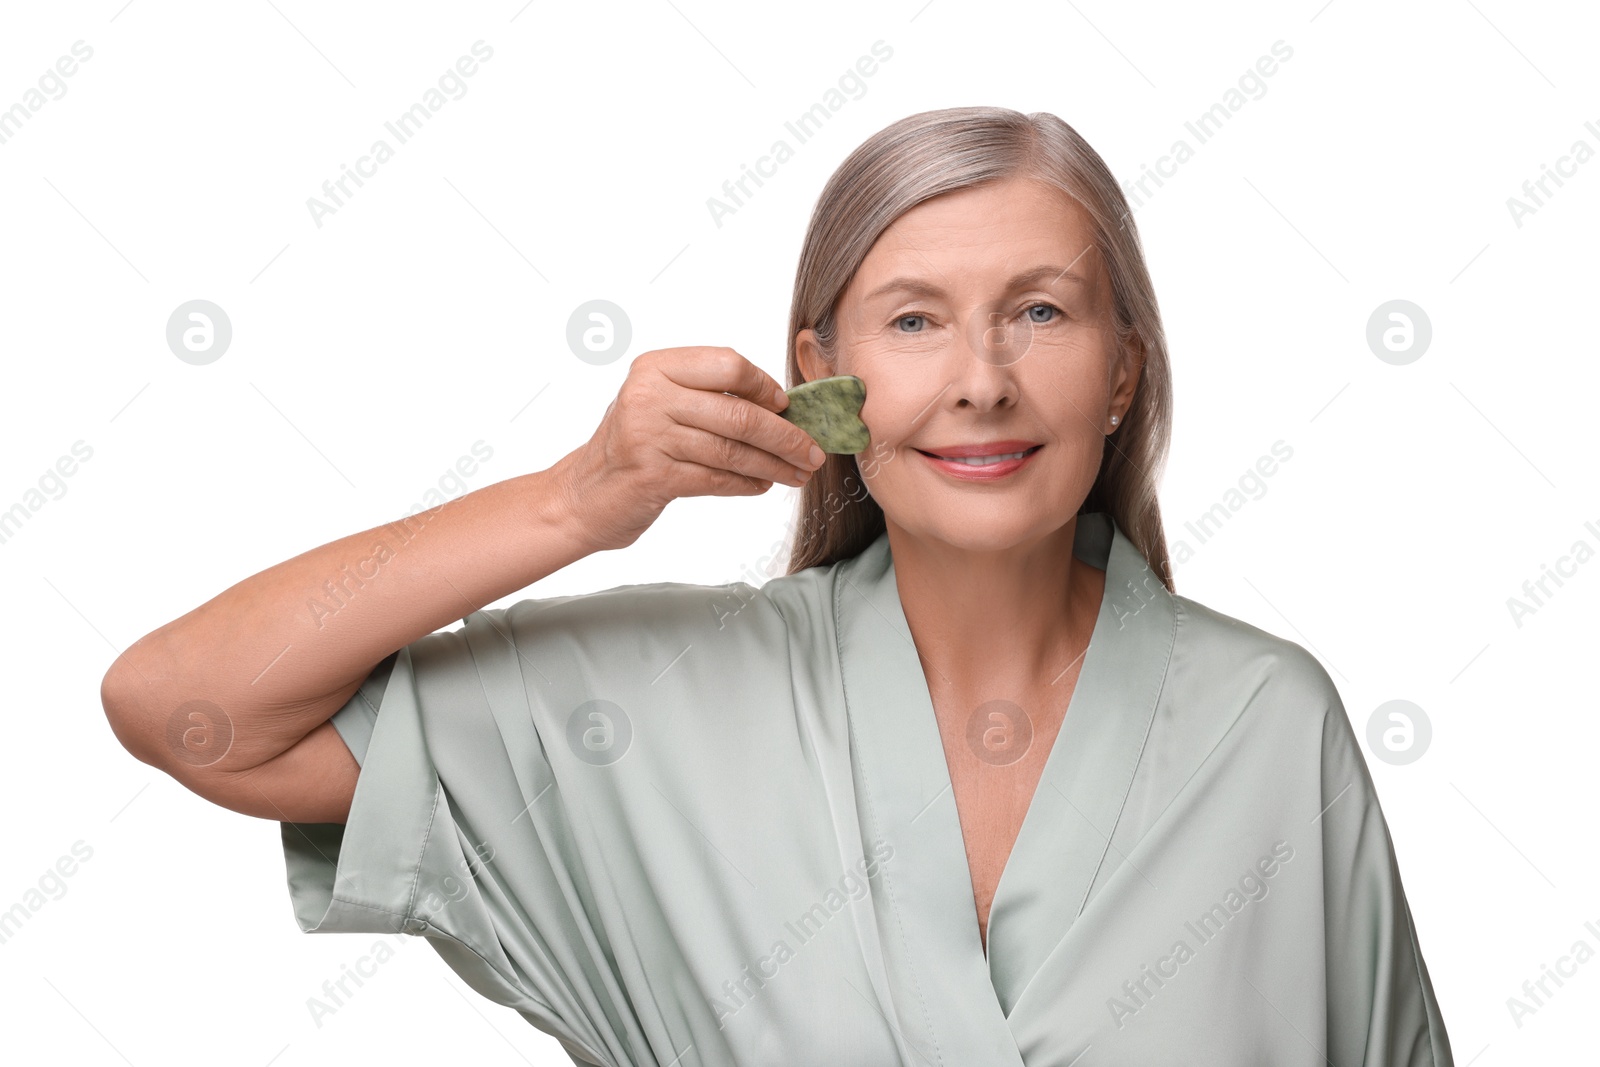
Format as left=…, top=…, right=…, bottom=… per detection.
left=832, top=512, right=1176, bottom=1059
left=915, top=547, right=1107, bottom=960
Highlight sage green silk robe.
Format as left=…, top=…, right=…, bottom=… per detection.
left=281, top=511, right=1453, bottom=1066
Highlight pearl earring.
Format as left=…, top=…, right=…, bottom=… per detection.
left=1109, top=415, right=1120, bottom=426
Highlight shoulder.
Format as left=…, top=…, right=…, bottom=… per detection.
left=504, top=580, right=743, bottom=628
left=1169, top=590, right=1343, bottom=721
left=451, top=561, right=838, bottom=651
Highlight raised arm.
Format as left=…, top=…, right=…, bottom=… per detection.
left=97, top=464, right=600, bottom=824
left=99, top=347, right=824, bottom=825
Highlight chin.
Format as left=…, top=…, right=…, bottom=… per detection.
left=888, top=506, right=1065, bottom=554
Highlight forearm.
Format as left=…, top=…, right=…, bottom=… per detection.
left=103, top=457, right=595, bottom=773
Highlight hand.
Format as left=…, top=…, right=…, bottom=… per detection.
left=551, top=347, right=827, bottom=552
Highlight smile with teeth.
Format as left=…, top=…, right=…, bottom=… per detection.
left=921, top=446, right=1041, bottom=465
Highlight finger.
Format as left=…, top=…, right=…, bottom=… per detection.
left=662, top=424, right=811, bottom=487
left=670, top=388, right=823, bottom=471
left=657, top=348, right=788, bottom=412
left=675, top=458, right=775, bottom=498
left=700, top=468, right=773, bottom=497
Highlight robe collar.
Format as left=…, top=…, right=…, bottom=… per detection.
left=832, top=511, right=1176, bottom=1059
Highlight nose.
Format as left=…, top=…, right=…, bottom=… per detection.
left=948, top=310, right=1025, bottom=412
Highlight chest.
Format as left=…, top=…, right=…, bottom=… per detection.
left=929, top=680, right=1078, bottom=951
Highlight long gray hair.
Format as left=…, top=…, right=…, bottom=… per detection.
left=781, top=106, right=1175, bottom=591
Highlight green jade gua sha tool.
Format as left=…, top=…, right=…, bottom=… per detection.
left=778, top=374, right=869, bottom=454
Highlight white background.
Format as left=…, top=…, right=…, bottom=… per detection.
left=1, top=0, right=1595, bottom=1063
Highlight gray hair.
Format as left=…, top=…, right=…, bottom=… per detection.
left=781, top=105, right=1175, bottom=590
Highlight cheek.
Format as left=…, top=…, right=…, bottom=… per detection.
left=857, top=379, right=926, bottom=450
left=837, top=347, right=914, bottom=444
left=1026, top=340, right=1114, bottom=404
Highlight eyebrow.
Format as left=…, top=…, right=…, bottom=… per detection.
left=862, top=264, right=1092, bottom=303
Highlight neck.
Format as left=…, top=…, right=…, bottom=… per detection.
left=884, top=516, right=1105, bottom=694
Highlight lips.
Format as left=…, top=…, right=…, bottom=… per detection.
left=914, top=440, right=1042, bottom=459
left=916, top=442, right=1043, bottom=480
left=918, top=446, right=1041, bottom=467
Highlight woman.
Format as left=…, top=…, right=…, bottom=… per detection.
left=102, top=107, right=1453, bottom=1066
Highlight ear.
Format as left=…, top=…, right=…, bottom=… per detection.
left=1108, top=331, right=1145, bottom=423
left=795, top=327, right=829, bottom=385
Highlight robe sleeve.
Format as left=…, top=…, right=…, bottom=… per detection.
left=1318, top=676, right=1454, bottom=1067
left=277, top=603, right=634, bottom=1067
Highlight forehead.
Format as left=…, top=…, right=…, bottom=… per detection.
left=850, top=177, right=1103, bottom=294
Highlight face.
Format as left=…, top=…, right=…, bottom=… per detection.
left=796, top=175, right=1142, bottom=552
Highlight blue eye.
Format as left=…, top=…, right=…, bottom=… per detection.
left=1026, top=303, right=1061, bottom=323
left=896, top=314, right=927, bottom=333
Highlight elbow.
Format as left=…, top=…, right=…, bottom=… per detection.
left=99, top=650, right=269, bottom=817
left=100, top=649, right=169, bottom=771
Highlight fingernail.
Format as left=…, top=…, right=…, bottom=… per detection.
left=809, top=445, right=825, bottom=467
